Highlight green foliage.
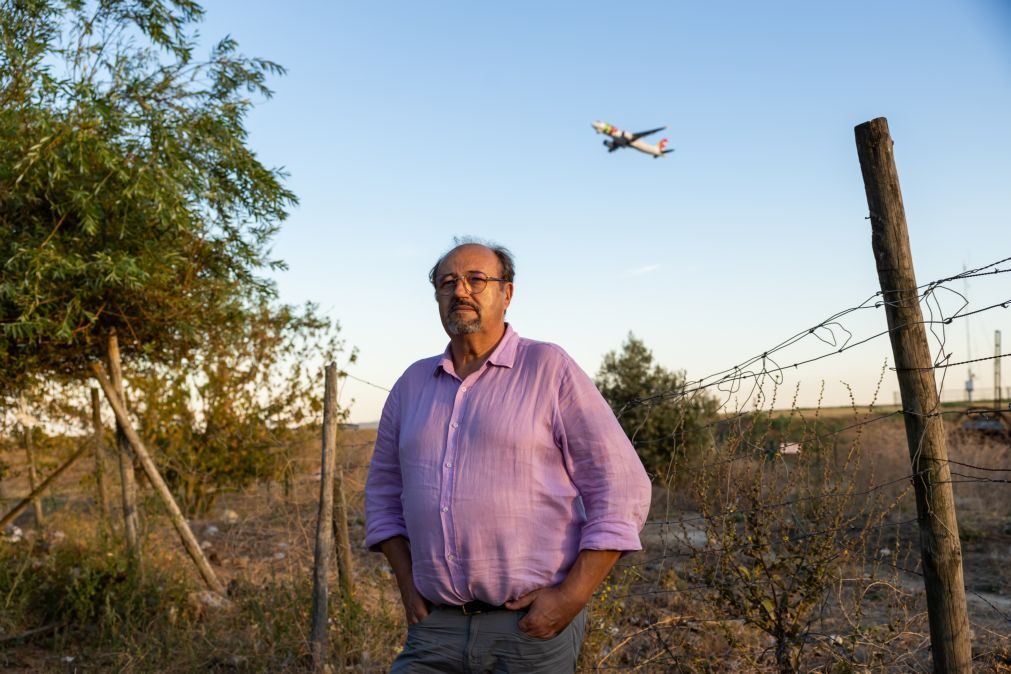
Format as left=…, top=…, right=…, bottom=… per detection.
left=0, top=536, right=189, bottom=640
left=128, top=302, right=354, bottom=515
left=595, top=332, right=721, bottom=478
left=0, top=0, right=295, bottom=396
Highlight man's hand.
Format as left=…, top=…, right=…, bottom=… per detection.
left=400, top=583, right=430, bottom=625
left=506, top=549, right=623, bottom=639
left=505, top=585, right=585, bottom=639
left=378, top=536, right=429, bottom=625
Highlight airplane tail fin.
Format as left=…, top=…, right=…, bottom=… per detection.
left=659, top=138, right=674, bottom=155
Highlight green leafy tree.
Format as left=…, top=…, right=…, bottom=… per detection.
left=128, top=302, right=354, bottom=515
left=595, top=333, right=721, bottom=478
left=0, top=0, right=294, bottom=396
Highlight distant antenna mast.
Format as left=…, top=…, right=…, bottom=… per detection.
left=964, top=265, right=974, bottom=403
left=996, top=330, right=1002, bottom=408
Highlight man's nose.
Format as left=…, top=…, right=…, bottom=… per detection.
left=452, top=277, right=471, bottom=297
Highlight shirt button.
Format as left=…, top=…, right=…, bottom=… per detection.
left=447, top=554, right=455, bottom=561
left=451, top=422, right=459, bottom=429
left=445, top=462, right=453, bottom=468
left=441, top=506, right=449, bottom=513
left=460, top=386, right=467, bottom=392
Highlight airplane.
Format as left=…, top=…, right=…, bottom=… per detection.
left=591, top=120, right=674, bottom=158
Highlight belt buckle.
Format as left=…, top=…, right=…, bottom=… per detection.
left=460, top=601, right=484, bottom=615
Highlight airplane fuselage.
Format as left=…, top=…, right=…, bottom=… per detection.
left=591, top=120, right=672, bottom=158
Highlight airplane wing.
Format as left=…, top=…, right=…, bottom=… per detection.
left=629, top=127, right=665, bottom=141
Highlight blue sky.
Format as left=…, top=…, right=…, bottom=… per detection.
left=199, top=1, right=1010, bottom=421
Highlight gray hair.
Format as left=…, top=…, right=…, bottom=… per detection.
left=428, top=237, right=516, bottom=286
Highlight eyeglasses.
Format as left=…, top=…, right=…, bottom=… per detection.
left=434, top=272, right=508, bottom=296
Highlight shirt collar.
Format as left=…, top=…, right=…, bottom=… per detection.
left=435, top=323, right=518, bottom=377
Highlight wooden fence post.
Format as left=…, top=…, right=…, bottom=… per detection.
left=855, top=117, right=972, bottom=673
left=90, top=361, right=226, bottom=595
left=23, top=426, right=45, bottom=527
left=333, top=462, right=355, bottom=601
left=91, top=387, right=113, bottom=530
left=1, top=442, right=90, bottom=531
left=107, top=330, right=141, bottom=560
left=311, top=364, right=340, bottom=671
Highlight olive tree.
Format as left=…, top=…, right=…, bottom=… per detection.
left=0, top=0, right=295, bottom=394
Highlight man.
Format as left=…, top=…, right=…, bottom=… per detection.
left=365, top=241, right=652, bottom=673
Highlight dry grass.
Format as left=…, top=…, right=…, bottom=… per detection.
left=1, top=421, right=1009, bottom=672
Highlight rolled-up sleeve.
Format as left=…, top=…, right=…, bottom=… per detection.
left=364, top=379, right=408, bottom=551
left=555, top=360, right=652, bottom=553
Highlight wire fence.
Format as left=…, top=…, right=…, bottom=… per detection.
left=328, top=253, right=1011, bottom=670
left=568, top=254, right=1011, bottom=670
left=2, top=250, right=1008, bottom=671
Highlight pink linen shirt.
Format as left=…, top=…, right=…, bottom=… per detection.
left=364, top=325, right=652, bottom=606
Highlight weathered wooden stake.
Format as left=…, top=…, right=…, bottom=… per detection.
left=332, top=463, right=355, bottom=600
left=855, top=117, right=972, bottom=673
left=91, top=361, right=225, bottom=595
left=1, top=442, right=90, bottom=530
left=311, top=364, right=341, bottom=671
left=91, top=387, right=113, bottom=530
left=23, top=426, right=45, bottom=527
left=108, top=331, right=141, bottom=560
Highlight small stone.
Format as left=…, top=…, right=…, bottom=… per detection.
left=222, top=509, right=239, bottom=524
left=2, top=525, right=23, bottom=543
left=190, top=590, right=231, bottom=610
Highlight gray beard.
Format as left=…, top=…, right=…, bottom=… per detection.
left=447, top=316, right=482, bottom=335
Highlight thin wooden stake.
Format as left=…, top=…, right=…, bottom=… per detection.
left=108, top=331, right=140, bottom=560
left=855, top=117, right=972, bottom=673
left=1, top=442, right=90, bottom=530
left=311, top=364, right=340, bottom=670
left=91, top=387, right=113, bottom=530
left=23, top=427, right=45, bottom=527
left=333, top=465, right=355, bottom=600
left=90, top=361, right=225, bottom=595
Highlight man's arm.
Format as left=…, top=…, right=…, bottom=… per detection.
left=365, top=380, right=424, bottom=624
left=503, top=355, right=652, bottom=639
left=505, top=549, right=620, bottom=638
left=379, top=536, right=429, bottom=625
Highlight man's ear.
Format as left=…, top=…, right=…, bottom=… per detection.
left=503, top=282, right=514, bottom=310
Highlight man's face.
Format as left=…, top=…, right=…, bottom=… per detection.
left=434, top=244, right=513, bottom=338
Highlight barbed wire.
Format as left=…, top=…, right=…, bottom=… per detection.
left=622, top=517, right=923, bottom=573
left=921, top=256, right=1011, bottom=289
left=622, top=403, right=1008, bottom=493
left=353, top=252, right=1011, bottom=664
left=946, top=458, right=1011, bottom=473
left=339, top=372, right=392, bottom=393
left=877, top=558, right=1011, bottom=624
left=615, top=254, right=1010, bottom=416
left=895, top=352, right=1010, bottom=371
